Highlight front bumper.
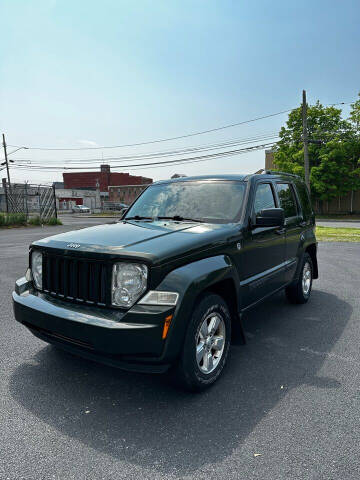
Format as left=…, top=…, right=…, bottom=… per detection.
left=13, top=277, right=174, bottom=373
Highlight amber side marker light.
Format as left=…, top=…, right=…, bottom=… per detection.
left=162, top=315, right=173, bottom=340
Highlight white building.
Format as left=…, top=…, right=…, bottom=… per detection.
left=55, top=188, right=101, bottom=212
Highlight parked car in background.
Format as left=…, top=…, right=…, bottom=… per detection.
left=72, top=205, right=90, bottom=214
left=13, top=172, right=317, bottom=391
left=102, top=201, right=128, bottom=212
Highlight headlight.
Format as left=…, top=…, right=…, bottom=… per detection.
left=31, top=250, right=43, bottom=289
left=112, top=262, right=148, bottom=307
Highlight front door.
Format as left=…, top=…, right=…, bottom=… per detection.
left=240, top=181, right=286, bottom=307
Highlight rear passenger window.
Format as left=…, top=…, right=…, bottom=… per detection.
left=295, top=182, right=312, bottom=219
left=277, top=183, right=298, bottom=218
left=253, top=183, right=276, bottom=215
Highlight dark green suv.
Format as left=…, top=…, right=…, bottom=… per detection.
left=13, top=172, right=318, bottom=391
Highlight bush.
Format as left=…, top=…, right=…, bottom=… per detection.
left=44, top=217, right=62, bottom=226
left=0, top=213, right=27, bottom=226
left=0, top=213, right=62, bottom=227
left=28, top=215, right=41, bottom=225
left=28, top=216, right=62, bottom=226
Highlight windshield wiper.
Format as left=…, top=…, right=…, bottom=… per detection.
left=125, top=215, right=154, bottom=221
left=157, top=215, right=204, bottom=223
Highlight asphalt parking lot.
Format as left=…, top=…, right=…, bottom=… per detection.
left=1, top=220, right=360, bottom=480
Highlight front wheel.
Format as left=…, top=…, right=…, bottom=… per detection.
left=175, top=293, right=231, bottom=392
left=285, top=253, right=313, bottom=304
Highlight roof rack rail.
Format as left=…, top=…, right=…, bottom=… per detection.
left=264, top=170, right=300, bottom=178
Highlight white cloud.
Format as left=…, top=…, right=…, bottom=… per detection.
left=77, top=139, right=98, bottom=147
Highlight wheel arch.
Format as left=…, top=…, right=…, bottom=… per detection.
left=203, top=278, right=242, bottom=343
left=155, top=255, right=241, bottom=362
left=305, top=243, right=318, bottom=279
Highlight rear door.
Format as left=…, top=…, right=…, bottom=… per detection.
left=275, top=182, right=302, bottom=282
left=240, top=181, right=286, bottom=307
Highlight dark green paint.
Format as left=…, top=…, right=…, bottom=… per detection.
left=13, top=173, right=317, bottom=373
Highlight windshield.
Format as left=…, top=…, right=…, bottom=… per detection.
left=125, top=181, right=246, bottom=223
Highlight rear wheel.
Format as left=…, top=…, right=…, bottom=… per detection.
left=285, top=253, right=313, bottom=304
left=175, top=293, right=231, bottom=392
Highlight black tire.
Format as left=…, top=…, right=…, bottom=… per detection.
left=285, top=253, right=313, bottom=304
left=175, top=293, right=231, bottom=392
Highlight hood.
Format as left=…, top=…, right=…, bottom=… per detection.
left=33, top=220, right=233, bottom=266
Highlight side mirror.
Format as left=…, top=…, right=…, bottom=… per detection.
left=254, top=208, right=284, bottom=228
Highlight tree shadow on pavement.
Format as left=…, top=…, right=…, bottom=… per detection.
left=9, top=289, right=351, bottom=476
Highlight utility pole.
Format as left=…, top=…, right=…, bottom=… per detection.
left=302, top=90, right=310, bottom=192
left=2, top=134, right=11, bottom=192
left=52, top=183, right=58, bottom=219
left=2, top=177, right=9, bottom=213
left=24, top=181, right=29, bottom=220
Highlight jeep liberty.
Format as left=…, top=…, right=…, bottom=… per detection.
left=13, top=172, right=318, bottom=391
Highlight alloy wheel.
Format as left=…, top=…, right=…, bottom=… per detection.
left=302, top=261, right=312, bottom=295
left=196, top=312, right=226, bottom=374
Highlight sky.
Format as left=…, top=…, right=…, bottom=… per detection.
left=1, top=0, right=360, bottom=185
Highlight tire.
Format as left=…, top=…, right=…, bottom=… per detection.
left=175, top=293, right=231, bottom=392
left=285, top=253, right=313, bottom=304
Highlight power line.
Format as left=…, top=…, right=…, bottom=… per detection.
left=11, top=134, right=279, bottom=163
left=12, top=141, right=275, bottom=172
left=8, top=101, right=351, bottom=152
left=117, top=145, right=272, bottom=171
left=13, top=133, right=279, bottom=165
left=8, top=109, right=293, bottom=151
left=15, top=142, right=275, bottom=169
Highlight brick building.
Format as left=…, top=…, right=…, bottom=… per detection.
left=63, top=165, right=152, bottom=195
left=108, top=184, right=151, bottom=206
left=265, top=149, right=275, bottom=170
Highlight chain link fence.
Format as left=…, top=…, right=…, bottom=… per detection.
left=0, top=182, right=57, bottom=221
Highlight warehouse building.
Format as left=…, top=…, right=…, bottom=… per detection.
left=63, top=164, right=152, bottom=199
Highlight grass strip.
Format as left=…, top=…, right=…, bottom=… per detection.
left=316, top=226, right=360, bottom=242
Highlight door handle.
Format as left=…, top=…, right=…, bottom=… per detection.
left=276, top=228, right=286, bottom=235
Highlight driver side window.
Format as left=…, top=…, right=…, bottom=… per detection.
left=253, top=183, right=276, bottom=216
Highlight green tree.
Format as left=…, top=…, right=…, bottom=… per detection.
left=273, top=99, right=360, bottom=209
left=311, top=140, right=360, bottom=203
left=349, top=93, right=360, bottom=131
left=274, top=101, right=348, bottom=179
left=346, top=94, right=360, bottom=211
